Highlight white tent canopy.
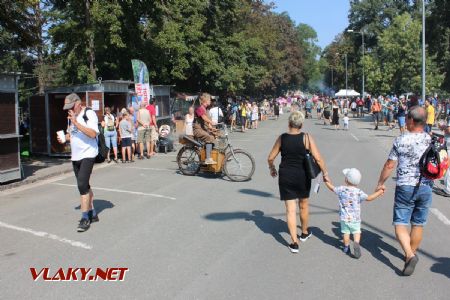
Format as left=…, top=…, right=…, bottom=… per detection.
left=335, top=89, right=360, bottom=97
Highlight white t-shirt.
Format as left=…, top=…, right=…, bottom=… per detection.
left=343, top=116, right=349, bottom=124
left=351, top=102, right=357, bottom=109
left=209, top=107, right=223, bottom=125
left=69, top=108, right=99, bottom=161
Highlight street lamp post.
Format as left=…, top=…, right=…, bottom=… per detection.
left=422, top=0, right=426, bottom=102
left=345, top=54, right=348, bottom=99
left=348, top=29, right=365, bottom=99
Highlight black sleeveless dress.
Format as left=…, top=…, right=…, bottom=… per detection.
left=278, top=133, right=311, bottom=200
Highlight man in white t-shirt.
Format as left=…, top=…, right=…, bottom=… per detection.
left=57, top=93, right=99, bottom=232
left=209, top=100, right=223, bottom=126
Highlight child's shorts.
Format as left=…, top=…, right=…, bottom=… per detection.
left=340, top=221, right=361, bottom=234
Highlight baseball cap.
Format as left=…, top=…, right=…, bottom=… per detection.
left=342, top=168, right=362, bottom=186
left=63, top=93, right=81, bottom=110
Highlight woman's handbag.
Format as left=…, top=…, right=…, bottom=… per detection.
left=303, top=133, right=321, bottom=179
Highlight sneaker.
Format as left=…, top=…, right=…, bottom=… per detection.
left=288, top=242, right=299, bottom=253
left=88, top=211, right=99, bottom=223
left=353, top=242, right=361, bottom=259
left=299, top=230, right=312, bottom=242
left=204, top=158, right=217, bottom=165
left=403, top=255, right=419, bottom=276
left=77, top=218, right=91, bottom=232
left=343, top=245, right=350, bottom=254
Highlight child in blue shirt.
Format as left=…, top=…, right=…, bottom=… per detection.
left=324, top=168, right=384, bottom=258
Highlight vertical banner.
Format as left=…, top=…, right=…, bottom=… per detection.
left=131, top=59, right=151, bottom=104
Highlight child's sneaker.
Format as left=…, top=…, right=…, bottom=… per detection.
left=288, top=242, right=299, bottom=253
left=343, top=245, right=350, bottom=255
left=353, top=242, right=361, bottom=259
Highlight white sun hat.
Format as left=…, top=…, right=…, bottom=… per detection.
left=342, top=168, right=362, bottom=185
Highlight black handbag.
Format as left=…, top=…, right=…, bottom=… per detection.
left=303, top=133, right=321, bottom=179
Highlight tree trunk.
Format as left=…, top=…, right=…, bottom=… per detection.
left=85, top=0, right=96, bottom=81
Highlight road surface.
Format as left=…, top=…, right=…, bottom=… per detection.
left=1, top=112, right=449, bottom=299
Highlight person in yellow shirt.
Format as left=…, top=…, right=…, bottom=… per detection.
left=240, top=101, right=247, bottom=132
left=425, top=99, right=435, bottom=133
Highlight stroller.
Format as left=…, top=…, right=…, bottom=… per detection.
left=157, top=124, right=174, bottom=153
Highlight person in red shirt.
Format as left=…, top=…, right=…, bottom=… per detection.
left=193, top=93, right=217, bottom=165
left=146, top=98, right=158, bottom=156
left=357, top=97, right=364, bottom=118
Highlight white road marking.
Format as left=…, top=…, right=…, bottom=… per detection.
left=51, top=183, right=176, bottom=200
left=430, top=208, right=450, bottom=226
left=0, top=221, right=92, bottom=250
left=350, top=133, right=360, bottom=141
left=0, top=163, right=112, bottom=196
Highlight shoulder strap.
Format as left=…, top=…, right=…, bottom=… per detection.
left=304, top=133, right=311, bottom=151
left=83, top=107, right=92, bottom=122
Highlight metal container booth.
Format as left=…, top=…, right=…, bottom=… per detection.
left=0, top=73, right=21, bottom=183
left=29, top=81, right=133, bottom=156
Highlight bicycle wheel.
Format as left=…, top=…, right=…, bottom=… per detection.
left=177, top=146, right=201, bottom=176
left=223, top=149, right=255, bottom=182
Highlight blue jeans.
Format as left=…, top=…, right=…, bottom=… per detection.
left=394, top=185, right=432, bottom=226
left=398, top=116, right=406, bottom=128
left=104, top=130, right=117, bottom=148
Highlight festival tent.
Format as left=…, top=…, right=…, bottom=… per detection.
left=335, top=89, right=360, bottom=97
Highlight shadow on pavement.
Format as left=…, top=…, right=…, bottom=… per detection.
left=239, top=189, right=275, bottom=198
left=309, top=226, right=341, bottom=250
left=311, top=220, right=403, bottom=274
left=359, top=225, right=404, bottom=275
left=204, top=210, right=289, bottom=247
left=430, top=257, right=450, bottom=278
left=74, top=199, right=115, bottom=215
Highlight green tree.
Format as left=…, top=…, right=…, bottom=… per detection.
left=297, top=23, right=321, bottom=91
left=376, top=13, right=443, bottom=95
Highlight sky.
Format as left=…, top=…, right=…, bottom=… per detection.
left=273, top=0, right=350, bottom=50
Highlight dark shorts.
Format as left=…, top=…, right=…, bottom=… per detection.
left=393, top=185, right=432, bottom=226
left=324, top=111, right=331, bottom=119
left=72, top=157, right=95, bottom=195
left=121, top=137, right=132, bottom=147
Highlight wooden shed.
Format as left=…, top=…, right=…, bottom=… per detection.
left=29, top=81, right=133, bottom=156
left=0, top=73, right=21, bottom=183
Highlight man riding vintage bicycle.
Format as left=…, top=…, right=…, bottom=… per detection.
left=193, top=92, right=219, bottom=165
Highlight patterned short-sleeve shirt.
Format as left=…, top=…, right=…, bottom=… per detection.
left=334, top=186, right=368, bottom=223
left=388, top=132, right=432, bottom=186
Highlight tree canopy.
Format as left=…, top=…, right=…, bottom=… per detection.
left=322, top=0, right=448, bottom=97
left=0, top=0, right=322, bottom=99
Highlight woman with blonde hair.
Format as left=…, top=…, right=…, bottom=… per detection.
left=268, top=111, right=328, bottom=253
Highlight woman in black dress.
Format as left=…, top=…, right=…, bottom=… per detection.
left=331, top=99, right=340, bottom=130
left=268, top=111, right=328, bottom=253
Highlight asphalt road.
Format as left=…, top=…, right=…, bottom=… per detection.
left=1, top=112, right=449, bottom=299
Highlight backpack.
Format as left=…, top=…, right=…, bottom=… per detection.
left=83, top=108, right=109, bottom=163
left=419, top=134, right=449, bottom=180
left=105, top=114, right=115, bottom=131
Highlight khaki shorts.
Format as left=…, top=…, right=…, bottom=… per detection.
left=193, top=123, right=215, bottom=143
left=150, top=125, right=158, bottom=142
left=138, top=128, right=150, bottom=143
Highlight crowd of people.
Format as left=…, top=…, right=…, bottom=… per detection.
left=292, top=94, right=450, bottom=136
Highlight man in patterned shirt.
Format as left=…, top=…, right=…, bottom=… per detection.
left=376, top=106, right=431, bottom=276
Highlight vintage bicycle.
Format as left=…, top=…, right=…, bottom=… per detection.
left=177, top=124, right=255, bottom=181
